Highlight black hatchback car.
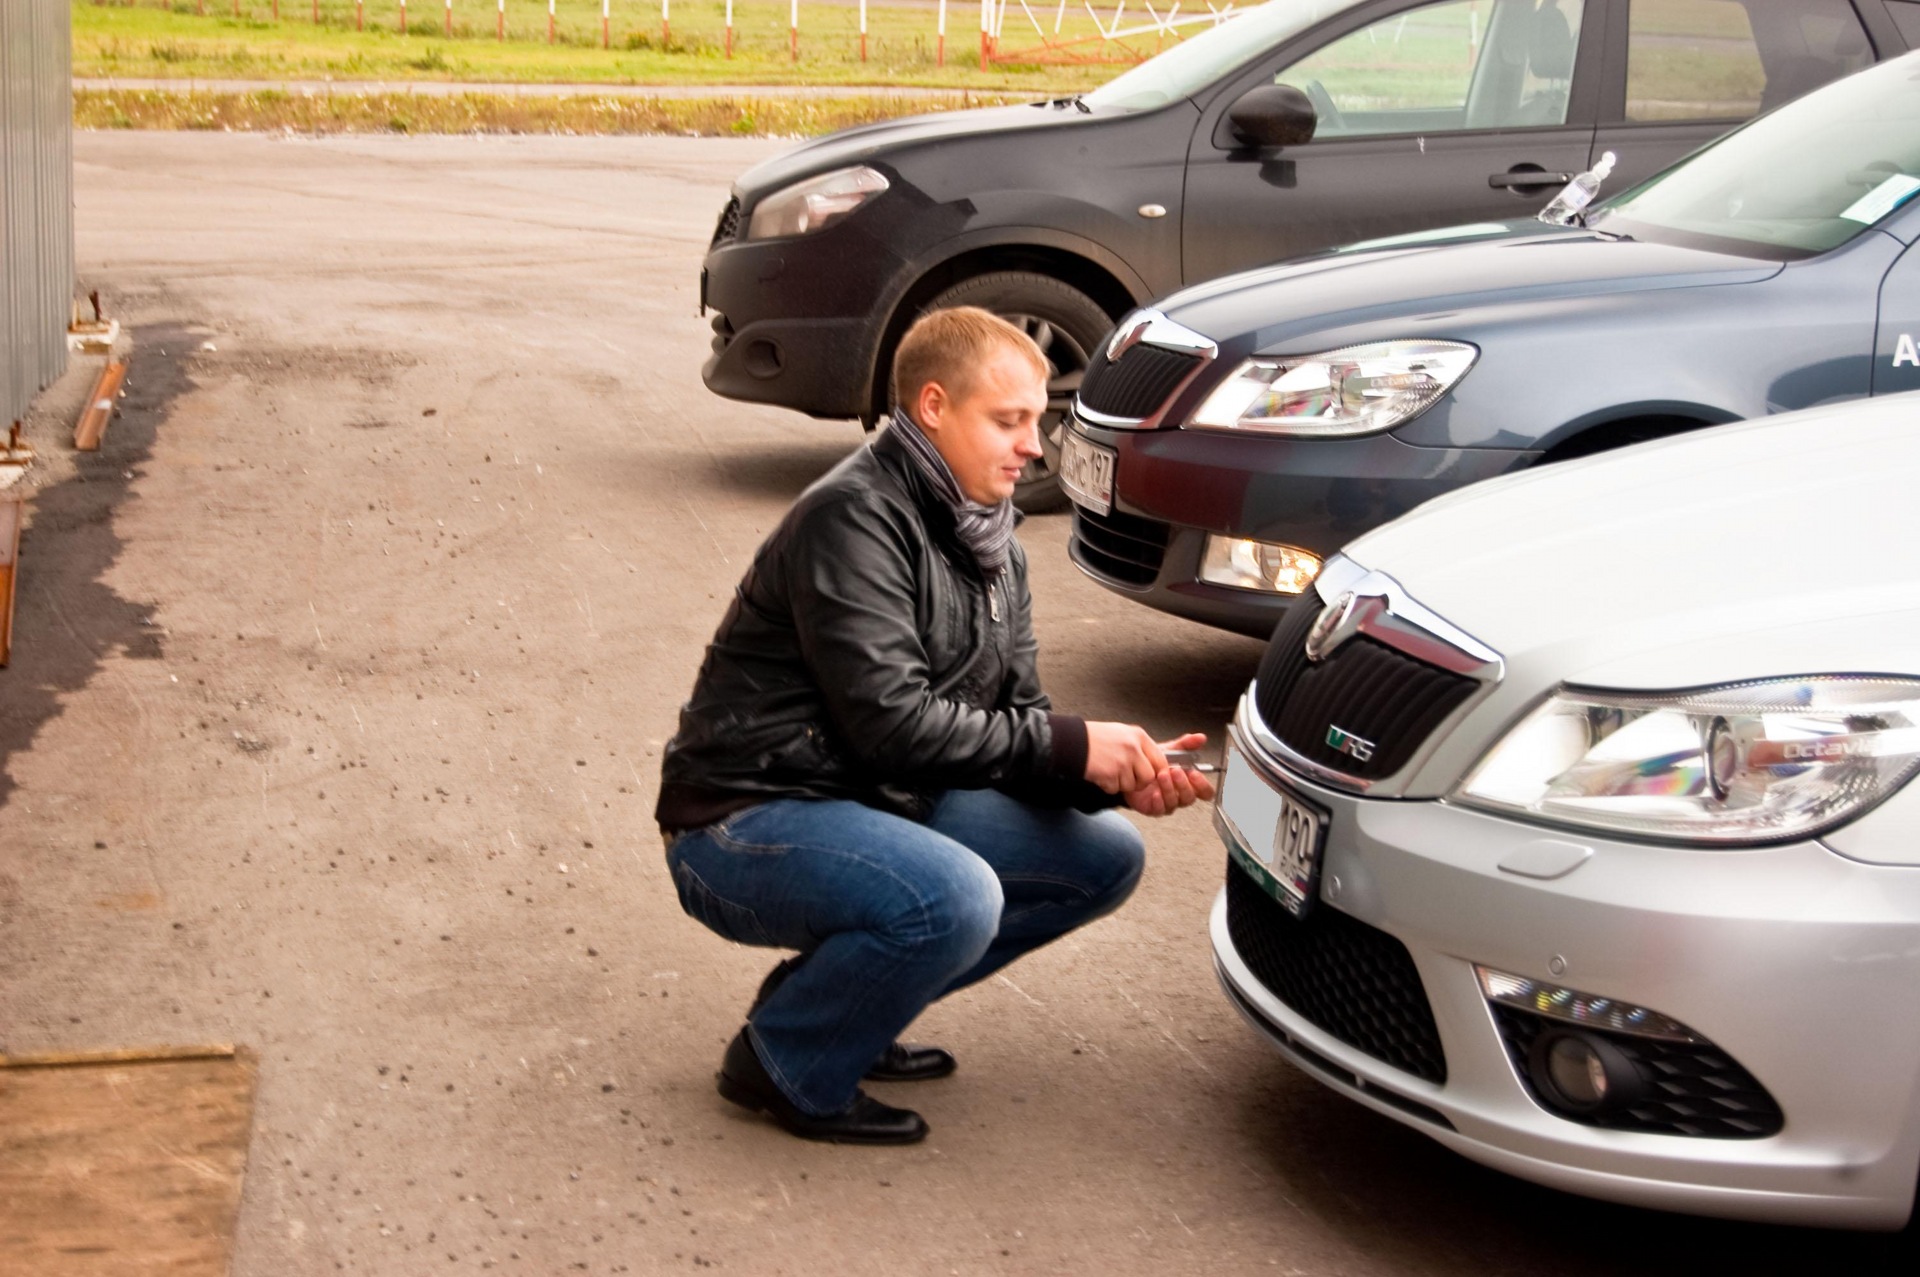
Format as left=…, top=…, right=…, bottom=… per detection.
left=700, top=0, right=1906, bottom=509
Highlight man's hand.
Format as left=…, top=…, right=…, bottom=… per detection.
left=1084, top=721, right=1168, bottom=794
left=1123, top=732, right=1218, bottom=817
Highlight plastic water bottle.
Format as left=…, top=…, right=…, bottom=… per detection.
left=1537, top=151, right=1617, bottom=226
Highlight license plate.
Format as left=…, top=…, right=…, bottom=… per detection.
left=1215, top=740, right=1328, bottom=917
left=1059, top=427, right=1115, bottom=515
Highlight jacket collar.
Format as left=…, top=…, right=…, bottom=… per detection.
left=869, top=424, right=1026, bottom=543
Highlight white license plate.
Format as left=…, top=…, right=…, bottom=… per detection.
left=1215, top=740, right=1327, bottom=917
left=1059, top=427, right=1115, bottom=515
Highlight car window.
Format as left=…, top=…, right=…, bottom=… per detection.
left=1081, top=0, right=1348, bottom=111
left=1276, top=0, right=1584, bottom=139
left=1597, top=50, right=1920, bottom=258
left=1625, top=0, right=1872, bottom=123
left=1889, top=0, right=1920, bottom=46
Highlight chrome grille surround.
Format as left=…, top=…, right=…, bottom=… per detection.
left=1242, top=555, right=1505, bottom=797
left=1072, top=308, right=1218, bottom=430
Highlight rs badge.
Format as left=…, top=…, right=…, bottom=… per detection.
left=1326, top=725, right=1376, bottom=763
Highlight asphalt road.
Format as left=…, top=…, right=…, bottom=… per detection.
left=3, top=132, right=1916, bottom=1274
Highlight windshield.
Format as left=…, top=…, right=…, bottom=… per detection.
left=1082, top=0, right=1345, bottom=111
left=1595, top=51, right=1920, bottom=259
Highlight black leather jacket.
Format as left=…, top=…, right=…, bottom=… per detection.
left=655, top=428, right=1098, bottom=831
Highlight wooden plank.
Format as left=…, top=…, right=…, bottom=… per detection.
left=0, top=1049, right=257, bottom=1277
left=0, top=1044, right=236, bottom=1069
left=0, top=497, right=19, bottom=669
left=72, top=360, right=128, bottom=453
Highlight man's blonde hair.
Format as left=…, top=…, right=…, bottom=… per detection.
left=891, top=306, right=1048, bottom=415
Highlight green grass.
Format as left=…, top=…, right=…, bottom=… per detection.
left=75, top=0, right=1184, bottom=90
left=72, top=84, right=1021, bottom=131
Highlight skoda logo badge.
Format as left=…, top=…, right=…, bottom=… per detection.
left=1304, top=591, right=1356, bottom=663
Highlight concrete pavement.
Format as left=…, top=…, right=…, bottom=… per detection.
left=1, top=132, right=1914, bottom=1274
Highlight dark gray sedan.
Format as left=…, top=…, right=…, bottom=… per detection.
left=1064, top=48, right=1920, bottom=636
left=701, top=0, right=1908, bottom=510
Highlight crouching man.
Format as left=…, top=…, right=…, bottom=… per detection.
left=656, top=307, right=1215, bottom=1144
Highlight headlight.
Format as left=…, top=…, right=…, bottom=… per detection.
left=746, top=166, right=889, bottom=240
left=1455, top=677, right=1920, bottom=844
left=1188, top=340, right=1476, bottom=437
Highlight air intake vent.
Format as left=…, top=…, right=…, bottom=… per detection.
left=1069, top=506, right=1169, bottom=588
left=711, top=197, right=741, bottom=247
left=1225, top=858, right=1447, bottom=1084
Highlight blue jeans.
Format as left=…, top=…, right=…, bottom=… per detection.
left=664, top=789, right=1145, bottom=1116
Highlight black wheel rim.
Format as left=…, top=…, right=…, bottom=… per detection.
left=996, top=309, right=1091, bottom=490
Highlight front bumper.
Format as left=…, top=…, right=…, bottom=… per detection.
left=700, top=218, right=911, bottom=420
left=1210, top=720, right=1920, bottom=1229
left=1066, top=417, right=1533, bottom=638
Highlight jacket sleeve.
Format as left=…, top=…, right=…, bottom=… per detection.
left=787, top=495, right=1085, bottom=790
left=994, top=543, right=1120, bottom=812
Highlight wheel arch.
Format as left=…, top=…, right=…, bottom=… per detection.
left=1532, top=403, right=1742, bottom=465
left=863, top=239, right=1147, bottom=421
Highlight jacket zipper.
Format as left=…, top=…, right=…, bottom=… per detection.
left=988, top=580, right=1000, bottom=622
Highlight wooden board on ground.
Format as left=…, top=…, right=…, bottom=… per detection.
left=73, top=360, right=128, bottom=453
left=0, top=497, right=20, bottom=668
left=0, top=1047, right=257, bottom=1276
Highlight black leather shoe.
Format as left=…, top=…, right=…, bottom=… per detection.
left=716, top=1028, right=929, bottom=1145
left=866, top=1042, right=957, bottom=1082
left=753, top=957, right=958, bottom=1083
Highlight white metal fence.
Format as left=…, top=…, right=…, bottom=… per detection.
left=1, top=0, right=74, bottom=426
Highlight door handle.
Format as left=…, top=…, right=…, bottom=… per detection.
left=1489, top=170, right=1572, bottom=190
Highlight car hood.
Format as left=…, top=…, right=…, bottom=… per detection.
left=1345, top=393, right=1920, bottom=700
left=733, top=103, right=1099, bottom=199
left=1161, top=224, right=1783, bottom=351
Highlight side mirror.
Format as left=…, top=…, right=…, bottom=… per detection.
left=1227, top=84, right=1317, bottom=150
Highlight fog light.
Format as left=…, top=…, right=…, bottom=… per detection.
left=1199, top=536, right=1322, bottom=595
left=1528, top=1030, right=1643, bottom=1116
left=1546, top=1035, right=1607, bottom=1106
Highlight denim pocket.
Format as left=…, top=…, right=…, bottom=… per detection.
left=670, top=857, right=777, bottom=947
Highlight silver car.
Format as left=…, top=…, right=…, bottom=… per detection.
left=1210, top=392, right=1920, bottom=1228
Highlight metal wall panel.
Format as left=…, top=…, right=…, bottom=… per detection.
left=1, top=0, right=74, bottom=426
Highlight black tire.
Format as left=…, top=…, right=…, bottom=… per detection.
left=920, top=271, right=1116, bottom=514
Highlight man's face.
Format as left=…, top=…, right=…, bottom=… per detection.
left=916, top=344, right=1048, bottom=506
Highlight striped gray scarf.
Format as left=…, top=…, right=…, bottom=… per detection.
left=888, top=407, right=1017, bottom=579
